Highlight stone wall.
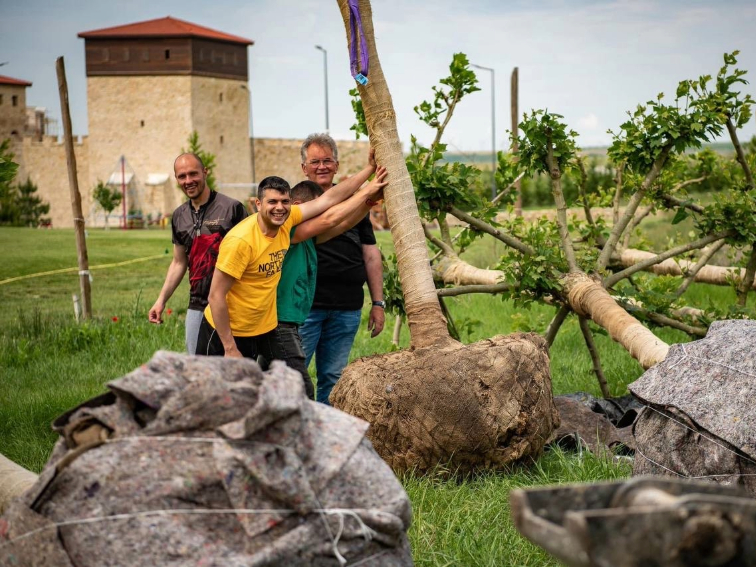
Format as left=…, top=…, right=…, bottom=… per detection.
left=16, top=135, right=90, bottom=228
left=252, top=137, right=371, bottom=190
left=191, top=76, right=252, bottom=206
left=12, top=133, right=370, bottom=228
left=87, top=75, right=194, bottom=222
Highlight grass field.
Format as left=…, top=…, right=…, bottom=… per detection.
left=0, top=224, right=737, bottom=565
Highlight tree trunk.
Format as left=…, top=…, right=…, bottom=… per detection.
left=618, top=249, right=756, bottom=289
left=332, top=0, right=557, bottom=474
left=562, top=272, right=669, bottom=369
left=336, top=0, right=451, bottom=350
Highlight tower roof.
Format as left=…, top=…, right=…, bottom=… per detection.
left=0, top=74, right=32, bottom=87
left=78, top=16, right=253, bottom=46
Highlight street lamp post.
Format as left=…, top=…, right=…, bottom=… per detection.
left=471, top=63, right=496, bottom=200
left=315, top=45, right=330, bottom=133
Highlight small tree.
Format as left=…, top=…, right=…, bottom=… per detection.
left=16, top=178, right=50, bottom=227
left=0, top=139, right=19, bottom=226
left=182, top=131, right=217, bottom=191
left=93, top=180, right=122, bottom=228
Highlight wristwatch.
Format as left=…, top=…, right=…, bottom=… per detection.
left=372, top=300, right=386, bottom=309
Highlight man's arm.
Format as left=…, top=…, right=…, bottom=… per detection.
left=292, top=167, right=387, bottom=244
left=363, top=244, right=385, bottom=338
left=206, top=268, right=243, bottom=358
left=148, top=244, right=188, bottom=324
left=298, top=162, right=377, bottom=222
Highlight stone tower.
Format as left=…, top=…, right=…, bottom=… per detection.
left=78, top=16, right=254, bottom=219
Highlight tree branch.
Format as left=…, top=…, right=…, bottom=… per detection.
left=545, top=130, right=579, bottom=272
left=604, top=230, right=733, bottom=288
left=612, top=161, right=624, bottom=227
left=578, top=316, right=610, bottom=398
left=659, top=193, right=705, bottom=214
left=622, top=204, right=654, bottom=249
left=635, top=308, right=708, bottom=337
left=674, top=240, right=726, bottom=298
left=392, top=315, right=403, bottom=347
left=422, top=91, right=461, bottom=169
left=422, top=221, right=457, bottom=257
left=545, top=304, right=570, bottom=348
left=437, top=282, right=513, bottom=297
left=492, top=171, right=527, bottom=206
left=597, top=145, right=673, bottom=271
left=438, top=216, right=454, bottom=248
left=736, top=243, right=756, bottom=307
left=447, top=206, right=535, bottom=256
left=576, top=157, right=596, bottom=229
left=726, top=117, right=755, bottom=190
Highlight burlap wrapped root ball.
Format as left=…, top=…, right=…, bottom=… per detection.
left=331, top=333, right=559, bottom=474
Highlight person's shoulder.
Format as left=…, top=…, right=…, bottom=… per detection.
left=213, top=191, right=243, bottom=206
left=227, top=214, right=257, bottom=237
left=173, top=200, right=191, bottom=216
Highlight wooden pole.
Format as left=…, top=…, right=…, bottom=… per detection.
left=511, top=67, right=522, bottom=217
left=56, top=56, right=92, bottom=319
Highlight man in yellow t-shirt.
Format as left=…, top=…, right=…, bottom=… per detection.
left=196, top=174, right=370, bottom=359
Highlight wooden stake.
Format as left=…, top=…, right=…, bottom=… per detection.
left=57, top=56, right=92, bottom=319
left=511, top=67, right=522, bottom=217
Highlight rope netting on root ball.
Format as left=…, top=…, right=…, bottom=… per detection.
left=332, top=334, right=558, bottom=474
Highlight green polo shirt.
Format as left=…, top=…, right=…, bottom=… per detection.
left=277, top=226, right=318, bottom=325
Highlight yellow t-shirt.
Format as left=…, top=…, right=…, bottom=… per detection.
left=204, top=205, right=303, bottom=337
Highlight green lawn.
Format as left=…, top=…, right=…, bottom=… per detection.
left=0, top=225, right=735, bottom=565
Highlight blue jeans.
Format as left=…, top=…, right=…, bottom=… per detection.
left=300, top=309, right=362, bottom=405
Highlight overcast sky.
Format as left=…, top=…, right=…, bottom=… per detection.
left=1, top=0, right=755, bottom=152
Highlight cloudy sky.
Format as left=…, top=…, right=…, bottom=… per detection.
left=2, top=0, right=755, bottom=152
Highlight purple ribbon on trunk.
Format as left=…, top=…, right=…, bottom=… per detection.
left=348, top=0, right=369, bottom=84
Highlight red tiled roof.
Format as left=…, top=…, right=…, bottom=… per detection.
left=0, top=75, right=32, bottom=87
left=78, top=16, right=253, bottom=45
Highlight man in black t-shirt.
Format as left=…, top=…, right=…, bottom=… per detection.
left=148, top=153, right=247, bottom=354
left=298, top=134, right=385, bottom=405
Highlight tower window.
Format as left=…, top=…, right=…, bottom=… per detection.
left=142, top=50, right=150, bottom=62
left=220, top=135, right=224, bottom=145
left=200, top=49, right=205, bottom=62
left=140, top=120, right=145, bottom=127
left=219, top=93, right=223, bottom=103
left=12, top=95, right=18, bottom=107
left=165, top=49, right=170, bottom=60
left=123, top=48, right=130, bottom=61
left=0, top=94, right=3, bottom=105
left=102, top=48, right=110, bottom=62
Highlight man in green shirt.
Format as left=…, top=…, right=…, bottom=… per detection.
left=259, top=166, right=387, bottom=398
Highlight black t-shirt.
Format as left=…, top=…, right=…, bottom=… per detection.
left=311, top=214, right=376, bottom=310
left=171, top=191, right=248, bottom=310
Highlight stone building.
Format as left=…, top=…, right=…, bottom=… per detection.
left=3, top=16, right=369, bottom=228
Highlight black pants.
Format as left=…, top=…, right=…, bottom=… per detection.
left=197, top=317, right=314, bottom=400
left=258, top=322, right=314, bottom=400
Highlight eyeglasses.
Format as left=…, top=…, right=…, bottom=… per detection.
left=306, top=159, right=337, bottom=168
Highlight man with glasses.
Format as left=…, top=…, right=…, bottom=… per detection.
left=298, top=133, right=386, bottom=405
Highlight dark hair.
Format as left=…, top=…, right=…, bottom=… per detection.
left=257, top=176, right=291, bottom=199
left=174, top=152, right=205, bottom=170
left=291, top=180, right=323, bottom=203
